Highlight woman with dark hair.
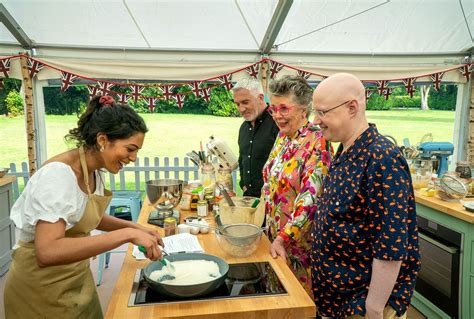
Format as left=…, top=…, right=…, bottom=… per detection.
left=262, top=76, right=331, bottom=296
left=4, top=96, right=162, bottom=318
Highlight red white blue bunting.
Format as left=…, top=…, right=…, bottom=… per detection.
left=0, top=58, right=11, bottom=78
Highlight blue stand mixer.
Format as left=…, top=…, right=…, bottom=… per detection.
left=418, top=142, right=454, bottom=177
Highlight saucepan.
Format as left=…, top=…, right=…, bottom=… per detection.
left=143, top=252, right=229, bottom=298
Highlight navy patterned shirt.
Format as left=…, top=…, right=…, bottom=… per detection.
left=310, top=125, right=420, bottom=318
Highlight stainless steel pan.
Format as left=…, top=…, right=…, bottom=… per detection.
left=143, top=253, right=229, bottom=298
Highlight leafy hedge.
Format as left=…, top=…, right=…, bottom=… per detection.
left=366, top=85, right=456, bottom=111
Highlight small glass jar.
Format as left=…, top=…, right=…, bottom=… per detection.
left=455, top=161, right=472, bottom=179
left=200, top=163, right=216, bottom=192
left=217, top=167, right=233, bottom=191
left=205, top=194, right=215, bottom=212
left=197, top=200, right=208, bottom=217
left=163, top=217, right=177, bottom=236
left=190, top=194, right=199, bottom=211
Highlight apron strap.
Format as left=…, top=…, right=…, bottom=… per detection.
left=79, top=146, right=92, bottom=195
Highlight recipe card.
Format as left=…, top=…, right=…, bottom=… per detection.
left=162, top=233, right=205, bottom=254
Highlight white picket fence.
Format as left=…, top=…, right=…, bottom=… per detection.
left=8, top=157, right=237, bottom=200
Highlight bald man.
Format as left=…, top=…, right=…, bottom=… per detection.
left=310, top=73, right=420, bottom=319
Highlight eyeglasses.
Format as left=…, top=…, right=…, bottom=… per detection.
left=315, top=100, right=351, bottom=118
left=267, top=104, right=296, bottom=116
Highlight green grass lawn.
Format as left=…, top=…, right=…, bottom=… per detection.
left=0, top=110, right=455, bottom=168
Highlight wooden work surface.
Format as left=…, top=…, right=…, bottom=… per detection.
left=0, top=175, right=15, bottom=187
left=415, top=191, right=474, bottom=223
left=105, top=199, right=316, bottom=319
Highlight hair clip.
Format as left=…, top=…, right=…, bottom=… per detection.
left=99, top=95, right=115, bottom=106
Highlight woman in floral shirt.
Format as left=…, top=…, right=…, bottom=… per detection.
left=262, top=75, right=331, bottom=296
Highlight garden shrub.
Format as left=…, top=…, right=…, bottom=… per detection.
left=5, top=90, right=24, bottom=116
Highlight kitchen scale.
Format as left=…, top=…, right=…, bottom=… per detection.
left=128, top=261, right=287, bottom=306
left=147, top=202, right=180, bottom=227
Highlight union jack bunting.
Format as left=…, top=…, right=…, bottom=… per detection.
left=146, top=97, right=158, bottom=112
left=0, top=58, right=11, bottom=78
left=402, top=78, right=416, bottom=98
left=171, top=94, right=186, bottom=108
left=129, top=85, right=144, bottom=103
left=382, top=88, right=392, bottom=100
left=376, top=80, right=389, bottom=96
left=269, top=61, right=284, bottom=79
left=430, top=72, right=444, bottom=91
left=188, top=81, right=202, bottom=97
left=87, top=85, right=101, bottom=97
left=245, top=64, right=260, bottom=79
left=98, top=81, right=113, bottom=95
left=117, top=93, right=128, bottom=104
left=218, top=74, right=233, bottom=90
left=296, top=70, right=312, bottom=79
left=200, top=87, right=212, bottom=102
left=162, top=85, right=175, bottom=100
left=60, top=72, right=78, bottom=92
left=458, top=64, right=473, bottom=81
left=365, top=89, right=374, bottom=100
left=27, top=57, right=45, bottom=78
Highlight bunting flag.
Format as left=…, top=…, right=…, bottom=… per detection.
left=60, top=72, right=78, bottom=92
left=129, top=85, right=144, bottom=103
left=402, top=78, right=416, bottom=98
left=458, top=64, right=473, bottom=81
left=218, top=74, right=233, bottom=90
left=87, top=85, right=101, bottom=97
left=117, top=92, right=128, bottom=104
left=201, top=87, right=212, bottom=102
left=376, top=80, right=389, bottom=95
left=269, top=60, right=284, bottom=79
left=98, top=81, right=113, bottom=95
left=296, top=70, right=312, bottom=79
left=0, top=58, right=11, bottom=78
left=430, top=72, right=445, bottom=91
left=146, top=97, right=158, bottom=112
left=171, top=94, right=185, bottom=108
left=382, top=88, right=392, bottom=100
left=245, top=64, right=260, bottom=79
left=27, top=57, right=45, bottom=78
left=365, top=89, right=374, bottom=100
left=188, top=81, right=202, bottom=97
left=162, top=85, right=175, bottom=100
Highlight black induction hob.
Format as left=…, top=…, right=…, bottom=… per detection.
left=128, top=261, right=287, bottom=306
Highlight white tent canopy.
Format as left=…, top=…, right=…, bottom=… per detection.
left=0, top=0, right=472, bottom=166
left=0, top=0, right=472, bottom=80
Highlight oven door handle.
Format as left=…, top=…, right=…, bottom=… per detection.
left=419, top=232, right=458, bottom=254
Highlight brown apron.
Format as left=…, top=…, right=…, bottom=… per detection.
left=4, top=146, right=112, bottom=319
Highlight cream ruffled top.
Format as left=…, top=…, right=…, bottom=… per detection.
left=10, top=162, right=104, bottom=243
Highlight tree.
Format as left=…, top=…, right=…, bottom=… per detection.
left=420, top=85, right=430, bottom=110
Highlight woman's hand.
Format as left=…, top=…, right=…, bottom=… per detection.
left=129, top=228, right=162, bottom=261
left=135, top=224, right=164, bottom=247
left=270, top=236, right=287, bottom=259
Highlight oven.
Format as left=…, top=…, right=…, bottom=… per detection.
left=416, top=216, right=461, bottom=318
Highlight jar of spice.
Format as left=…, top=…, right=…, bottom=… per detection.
left=197, top=200, right=208, bottom=217
left=455, top=161, right=472, bottom=179
left=163, top=217, right=177, bottom=236
left=204, top=194, right=215, bottom=212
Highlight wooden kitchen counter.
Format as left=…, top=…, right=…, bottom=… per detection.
left=105, top=199, right=316, bottom=319
left=415, top=191, right=474, bottom=223
left=0, top=175, right=16, bottom=188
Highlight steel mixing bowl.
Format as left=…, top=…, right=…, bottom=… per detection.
left=215, top=223, right=262, bottom=257
left=146, top=179, right=184, bottom=208
left=0, top=168, right=9, bottom=178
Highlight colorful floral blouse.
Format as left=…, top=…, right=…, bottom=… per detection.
left=262, top=121, right=331, bottom=294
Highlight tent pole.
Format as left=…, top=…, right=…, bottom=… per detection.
left=33, top=79, right=48, bottom=167
left=468, top=79, right=474, bottom=165
left=19, top=53, right=37, bottom=176
left=261, top=60, right=269, bottom=95
left=453, top=79, right=472, bottom=164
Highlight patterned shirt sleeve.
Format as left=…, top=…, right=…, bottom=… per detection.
left=280, top=135, right=330, bottom=242
left=366, top=148, right=411, bottom=261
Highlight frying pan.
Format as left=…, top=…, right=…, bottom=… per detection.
left=143, top=253, right=229, bottom=298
